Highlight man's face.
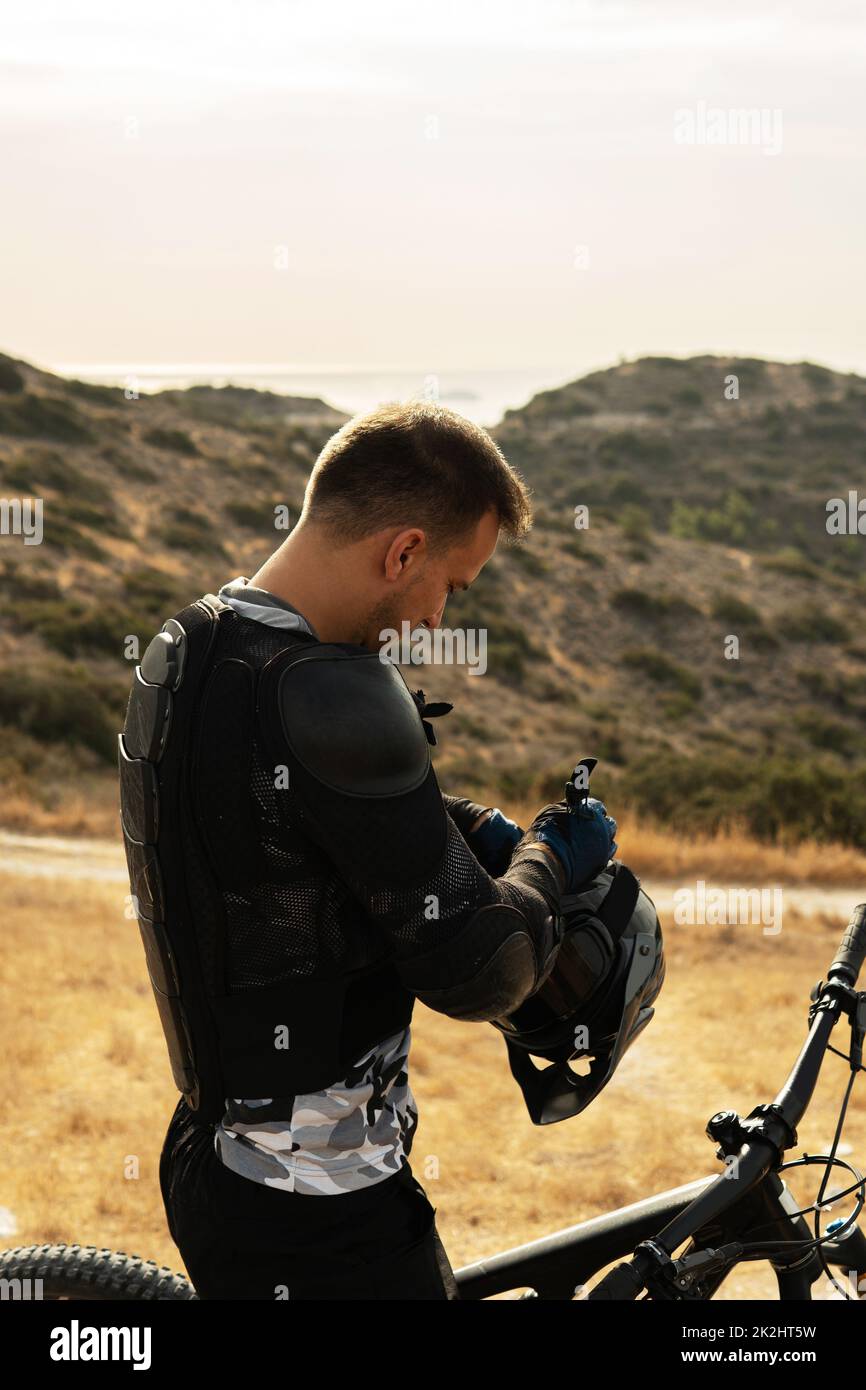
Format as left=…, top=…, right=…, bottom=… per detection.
left=359, top=506, right=500, bottom=651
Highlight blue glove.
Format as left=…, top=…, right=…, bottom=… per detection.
left=469, top=808, right=524, bottom=877
left=529, top=797, right=618, bottom=894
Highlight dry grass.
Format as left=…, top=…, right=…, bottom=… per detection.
left=0, top=779, right=121, bottom=839
left=6, top=783, right=866, bottom=885
left=1, top=865, right=864, bottom=1301
left=511, top=803, right=866, bottom=886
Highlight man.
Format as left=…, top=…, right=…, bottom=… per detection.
left=122, top=401, right=616, bottom=1300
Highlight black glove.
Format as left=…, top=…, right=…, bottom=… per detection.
left=526, top=796, right=618, bottom=894
left=443, top=795, right=524, bottom=877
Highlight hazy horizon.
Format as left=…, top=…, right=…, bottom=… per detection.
left=15, top=350, right=862, bottom=431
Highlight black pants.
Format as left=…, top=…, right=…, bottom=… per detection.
left=159, top=1098, right=460, bottom=1300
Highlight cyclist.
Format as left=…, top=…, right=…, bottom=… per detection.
left=122, top=401, right=617, bottom=1299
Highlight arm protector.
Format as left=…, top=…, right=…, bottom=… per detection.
left=258, top=643, right=565, bottom=1023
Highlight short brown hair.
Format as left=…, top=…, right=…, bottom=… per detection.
left=300, top=400, right=533, bottom=551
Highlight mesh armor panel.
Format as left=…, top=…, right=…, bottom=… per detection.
left=194, top=610, right=383, bottom=993
left=358, top=815, right=499, bottom=951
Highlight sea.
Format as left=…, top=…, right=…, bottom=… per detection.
left=53, top=364, right=577, bottom=429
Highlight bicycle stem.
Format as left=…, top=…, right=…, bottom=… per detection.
left=590, top=903, right=866, bottom=1299
left=652, top=1004, right=842, bottom=1258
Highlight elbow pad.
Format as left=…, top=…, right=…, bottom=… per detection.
left=399, top=897, right=564, bottom=1024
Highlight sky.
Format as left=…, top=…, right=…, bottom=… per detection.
left=1, top=0, right=864, bottom=380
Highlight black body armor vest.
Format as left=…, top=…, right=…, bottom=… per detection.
left=117, top=594, right=416, bottom=1127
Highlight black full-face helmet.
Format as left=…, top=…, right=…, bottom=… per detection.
left=491, top=861, right=665, bottom=1125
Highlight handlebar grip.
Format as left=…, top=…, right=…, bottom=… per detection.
left=829, top=903, right=866, bottom=986
left=586, top=1261, right=643, bottom=1300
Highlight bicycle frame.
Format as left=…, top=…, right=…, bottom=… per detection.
left=453, top=1175, right=715, bottom=1299
left=452, top=1170, right=866, bottom=1300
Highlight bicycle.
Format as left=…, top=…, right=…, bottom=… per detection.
left=2, top=904, right=864, bottom=1301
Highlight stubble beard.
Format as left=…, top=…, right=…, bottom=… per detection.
left=354, top=580, right=426, bottom=651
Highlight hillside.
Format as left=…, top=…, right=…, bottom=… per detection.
left=1, top=349, right=864, bottom=845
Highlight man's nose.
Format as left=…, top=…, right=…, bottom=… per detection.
left=420, top=599, right=447, bottom=631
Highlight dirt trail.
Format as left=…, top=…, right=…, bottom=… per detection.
left=1, top=830, right=862, bottom=923
left=0, top=830, right=128, bottom=883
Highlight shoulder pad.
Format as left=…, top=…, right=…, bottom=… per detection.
left=138, top=595, right=228, bottom=691
left=273, top=648, right=430, bottom=796
left=140, top=620, right=187, bottom=689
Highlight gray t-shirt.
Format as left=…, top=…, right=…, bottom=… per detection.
left=212, top=576, right=417, bottom=1195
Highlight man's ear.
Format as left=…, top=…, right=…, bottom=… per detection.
left=385, top=526, right=427, bottom=581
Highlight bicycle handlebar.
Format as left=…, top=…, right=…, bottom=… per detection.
left=829, top=903, right=866, bottom=987
left=587, top=902, right=866, bottom=1300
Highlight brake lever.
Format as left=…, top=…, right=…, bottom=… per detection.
left=668, top=1242, right=744, bottom=1292
left=564, top=757, right=598, bottom=811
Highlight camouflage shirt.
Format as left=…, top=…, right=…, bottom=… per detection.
left=216, top=1026, right=418, bottom=1195
left=212, top=577, right=419, bottom=1195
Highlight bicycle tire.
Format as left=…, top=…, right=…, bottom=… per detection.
left=0, top=1243, right=198, bottom=1300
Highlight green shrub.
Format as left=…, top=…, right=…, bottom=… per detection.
left=122, top=567, right=183, bottom=615
left=714, top=670, right=755, bottom=696
left=569, top=538, right=606, bottom=565
left=598, top=431, right=673, bottom=466
left=64, top=498, right=125, bottom=538
left=621, top=647, right=702, bottom=699
left=711, top=594, right=762, bottom=627
left=613, top=589, right=697, bottom=620
left=803, top=418, right=863, bottom=444
left=64, top=378, right=125, bottom=406
left=619, top=504, right=653, bottom=544
left=758, top=548, right=818, bottom=579
left=143, top=427, right=198, bottom=455
left=2, top=450, right=112, bottom=506
left=496, top=761, right=545, bottom=801
left=452, top=713, right=497, bottom=743
left=0, top=560, right=61, bottom=601
left=594, top=729, right=627, bottom=764
left=800, top=362, right=834, bottom=391
left=669, top=490, right=755, bottom=545
left=795, top=668, right=853, bottom=708
left=224, top=500, right=275, bottom=530
left=0, top=358, right=25, bottom=393
left=0, top=393, right=93, bottom=443
left=232, top=458, right=283, bottom=485
left=619, top=751, right=866, bottom=847
left=486, top=621, right=545, bottom=685
left=507, top=545, right=549, bottom=576
left=0, top=661, right=120, bottom=761
left=730, top=358, right=768, bottom=375
left=675, top=386, right=703, bottom=406
left=784, top=604, right=848, bottom=643
left=161, top=507, right=226, bottom=558
left=48, top=516, right=107, bottom=560
left=17, top=598, right=156, bottom=659
left=794, top=710, right=859, bottom=757
left=100, top=446, right=158, bottom=482
left=606, top=476, right=649, bottom=505
left=661, top=691, right=701, bottom=720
